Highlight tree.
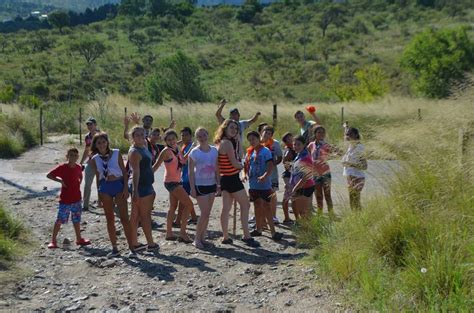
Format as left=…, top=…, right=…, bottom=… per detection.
left=70, top=38, right=106, bottom=65
left=236, top=0, right=263, bottom=24
left=48, top=11, right=70, bottom=34
left=128, top=31, right=147, bottom=52
left=146, top=51, right=207, bottom=104
left=148, top=0, right=170, bottom=17
left=401, top=27, right=474, bottom=98
left=31, top=31, right=55, bottom=52
left=119, top=0, right=146, bottom=16
left=317, top=4, right=346, bottom=38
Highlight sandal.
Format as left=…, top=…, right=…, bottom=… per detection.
left=272, top=232, right=284, bottom=241
left=242, top=237, right=260, bottom=248
left=165, top=236, right=178, bottom=241
left=133, top=243, right=147, bottom=252
left=76, top=238, right=91, bottom=246
left=250, top=229, right=262, bottom=237
left=178, top=237, right=193, bottom=244
left=147, top=244, right=160, bottom=251
left=48, top=241, right=58, bottom=249
left=221, top=238, right=233, bottom=245
left=172, top=222, right=181, bottom=228
left=283, top=219, right=294, bottom=226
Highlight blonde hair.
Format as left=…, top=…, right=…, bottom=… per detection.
left=195, top=127, right=209, bottom=137
left=214, top=119, right=239, bottom=144
left=130, top=125, right=145, bottom=139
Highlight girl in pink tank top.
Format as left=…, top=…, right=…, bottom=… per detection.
left=153, top=129, right=193, bottom=244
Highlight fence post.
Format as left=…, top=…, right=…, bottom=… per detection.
left=124, top=107, right=127, bottom=119
left=341, top=106, right=344, bottom=125
left=79, top=108, right=82, bottom=146
left=418, top=108, right=422, bottom=121
left=273, top=104, right=277, bottom=128
left=170, top=107, right=173, bottom=122
left=40, top=107, right=43, bottom=146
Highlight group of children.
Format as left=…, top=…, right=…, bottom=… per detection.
left=46, top=103, right=367, bottom=258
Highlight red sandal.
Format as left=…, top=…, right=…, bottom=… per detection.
left=76, top=238, right=91, bottom=246
left=48, top=241, right=58, bottom=249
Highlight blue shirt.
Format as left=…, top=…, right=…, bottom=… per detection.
left=181, top=143, right=193, bottom=183
left=248, top=147, right=273, bottom=190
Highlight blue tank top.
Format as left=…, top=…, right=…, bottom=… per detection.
left=129, top=146, right=154, bottom=187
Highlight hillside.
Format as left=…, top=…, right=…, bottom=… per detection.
left=2, top=0, right=120, bottom=17
left=0, top=1, right=473, bottom=105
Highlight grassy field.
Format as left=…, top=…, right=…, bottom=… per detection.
left=296, top=96, right=474, bottom=311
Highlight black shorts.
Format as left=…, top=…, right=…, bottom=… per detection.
left=249, top=189, right=274, bottom=202
left=294, top=186, right=314, bottom=198
left=164, top=182, right=182, bottom=193
left=220, top=174, right=245, bottom=194
left=195, top=184, right=217, bottom=196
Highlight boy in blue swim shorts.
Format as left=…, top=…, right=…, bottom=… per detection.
left=46, top=148, right=91, bottom=249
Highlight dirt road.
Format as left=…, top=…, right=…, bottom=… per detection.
left=0, top=135, right=398, bottom=312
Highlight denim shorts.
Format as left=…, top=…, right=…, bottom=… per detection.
left=99, top=179, right=124, bottom=197
left=57, top=201, right=82, bottom=224
left=314, top=173, right=332, bottom=186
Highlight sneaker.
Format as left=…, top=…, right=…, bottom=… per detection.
left=76, top=238, right=91, bottom=246
left=248, top=216, right=256, bottom=224
left=272, top=217, right=280, bottom=225
left=250, top=229, right=262, bottom=237
left=48, top=241, right=58, bottom=249
left=107, top=248, right=120, bottom=258
left=82, top=207, right=89, bottom=212
left=242, top=237, right=260, bottom=248
left=133, top=243, right=147, bottom=252
left=282, top=219, right=294, bottom=226
left=272, top=232, right=284, bottom=241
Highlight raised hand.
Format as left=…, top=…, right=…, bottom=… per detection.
left=130, top=112, right=140, bottom=125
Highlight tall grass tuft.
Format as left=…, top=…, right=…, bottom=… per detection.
left=298, top=100, right=474, bottom=310
left=0, top=204, right=24, bottom=262
left=0, top=106, right=39, bottom=158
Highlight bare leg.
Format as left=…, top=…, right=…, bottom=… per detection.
left=116, top=194, right=133, bottom=249
left=221, top=191, right=233, bottom=240
left=129, top=199, right=140, bottom=247
left=72, top=222, right=82, bottom=242
left=170, top=186, right=193, bottom=241
left=101, top=194, right=117, bottom=248
left=51, top=222, right=61, bottom=242
left=167, top=193, right=179, bottom=238
left=323, top=180, right=333, bottom=212
left=260, top=199, right=276, bottom=236
left=139, top=193, right=156, bottom=245
left=271, top=192, right=277, bottom=218
left=282, top=199, right=291, bottom=221
left=314, top=183, right=324, bottom=214
left=232, top=189, right=251, bottom=239
left=194, top=194, right=214, bottom=246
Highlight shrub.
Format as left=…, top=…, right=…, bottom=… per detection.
left=401, top=26, right=474, bottom=98
left=19, top=95, right=42, bottom=109
left=0, top=85, right=15, bottom=103
left=0, top=205, right=24, bottom=262
left=146, top=51, right=208, bottom=104
left=353, top=64, right=389, bottom=102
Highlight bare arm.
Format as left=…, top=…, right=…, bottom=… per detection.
left=123, top=116, right=130, bottom=140
left=46, top=173, right=66, bottom=188
left=258, top=160, right=274, bottom=183
left=129, top=150, right=141, bottom=201
left=215, top=100, right=226, bottom=124
left=309, top=111, right=322, bottom=125
left=118, top=154, right=129, bottom=198
left=188, top=156, right=196, bottom=198
left=247, top=112, right=261, bottom=126
left=80, top=144, right=90, bottom=164
left=152, top=148, right=170, bottom=172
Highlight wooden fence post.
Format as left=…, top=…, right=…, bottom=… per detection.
left=273, top=104, right=277, bottom=128
left=40, top=107, right=43, bottom=146
left=418, top=108, right=422, bottom=120
left=341, top=106, right=344, bottom=125
left=79, top=108, right=82, bottom=146
left=170, top=107, right=173, bottom=122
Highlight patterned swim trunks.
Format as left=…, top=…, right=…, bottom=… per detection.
left=56, top=201, right=82, bottom=224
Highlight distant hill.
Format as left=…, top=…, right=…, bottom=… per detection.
left=0, top=0, right=120, bottom=20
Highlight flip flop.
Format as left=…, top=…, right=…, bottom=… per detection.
left=165, top=236, right=178, bottom=241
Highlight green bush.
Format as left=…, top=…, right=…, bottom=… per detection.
left=0, top=85, right=15, bottom=103
left=19, top=95, right=42, bottom=109
left=401, top=26, right=474, bottom=98
left=146, top=51, right=208, bottom=104
left=0, top=205, right=24, bottom=262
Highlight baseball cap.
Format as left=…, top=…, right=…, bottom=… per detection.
left=86, top=117, right=97, bottom=124
left=230, top=108, right=240, bottom=115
